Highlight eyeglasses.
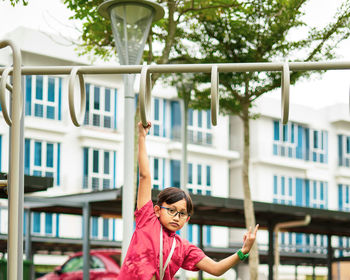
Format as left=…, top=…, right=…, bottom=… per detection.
left=160, top=206, right=190, bottom=220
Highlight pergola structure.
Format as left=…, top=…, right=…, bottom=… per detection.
left=3, top=188, right=347, bottom=280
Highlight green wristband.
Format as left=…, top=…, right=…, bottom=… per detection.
left=237, top=249, right=249, bottom=261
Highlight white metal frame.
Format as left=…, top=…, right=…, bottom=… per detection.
left=1, top=39, right=350, bottom=279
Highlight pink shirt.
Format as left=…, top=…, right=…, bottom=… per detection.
left=118, top=200, right=206, bottom=280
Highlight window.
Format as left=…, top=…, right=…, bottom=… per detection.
left=273, top=120, right=327, bottom=163
left=92, top=217, right=98, bottom=238
left=187, top=163, right=212, bottom=196
left=89, top=216, right=115, bottom=240
left=188, top=109, right=212, bottom=145
left=339, top=184, right=350, bottom=211
left=83, top=147, right=116, bottom=190
left=25, top=75, right=62, bottom=120
left=170, top=160, right=180, bottom=188
left=273, top=175, right=294, bottom=205
left=32, top=212, right=59, bottom=236
left=84, top=83, right=117, bottom=129
left=24, top=139, right=60, bottom=186
left=338, top=135, right=350, bottom=167
left=151, top=157, right=165, bottom=190
left=151, top=98, right=165, bottom=137
left=170, top=101, right=181, bottom=141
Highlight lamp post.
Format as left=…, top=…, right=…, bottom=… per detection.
left=98, top=0, right=164, bottom=262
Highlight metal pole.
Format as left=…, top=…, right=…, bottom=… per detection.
left=0, top=40, right=23, bottom=280
left=25, top=209, right=33, bottom=280
left=83, top=202, right=91, bottom=280
left=327, top=234, right=332, bottom=280
left=121, top=74, right=135, bottom=263
left=268, top=221, right=274, bottom=280
left=198, top=224, right=204, bottom=280
left=180, top=95, right=189, bottom=280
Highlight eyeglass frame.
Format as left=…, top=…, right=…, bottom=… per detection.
left=160, top=206, right=190, bottom=220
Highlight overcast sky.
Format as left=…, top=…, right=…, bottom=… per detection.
left=0, top=0, right=349, bottom=109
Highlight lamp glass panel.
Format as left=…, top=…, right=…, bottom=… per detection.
left=110, top=4, right=155, bottom=65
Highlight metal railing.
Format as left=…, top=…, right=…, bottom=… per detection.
left=1, top=39, right=350, bottom=279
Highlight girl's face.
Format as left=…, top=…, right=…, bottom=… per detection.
left=154, top=198, right=190, bottom=232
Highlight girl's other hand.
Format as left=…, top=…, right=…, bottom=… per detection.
left=138, top=121, right=151, bottom=138
left=241, top=224, right=259, bottom=254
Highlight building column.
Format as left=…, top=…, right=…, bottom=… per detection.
left=25, top=209, right=34, bottom=279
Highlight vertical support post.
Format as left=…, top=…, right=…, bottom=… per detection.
left=180, top=91, right=189, bottom=280
left=295, top=265, right=298, bottom=280
left=268, top=221, right=274, bottom=280
left=25, top=209, right=33, bottom=279
left=83, top=202, right=91, bottom=280
left=0, top=40, right=23, bottom=280
left=122, top=74, right=135, bottom=263
left=198, top=224, right=204, bottom=280
left=312, top=265, right=316, bottom=280
left=327, top=234, right=332, bottom=280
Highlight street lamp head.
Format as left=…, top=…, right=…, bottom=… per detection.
left=98, top=0, right=165, bottom=65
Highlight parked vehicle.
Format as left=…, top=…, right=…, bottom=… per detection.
left=37, top=249, right=121, bottom=280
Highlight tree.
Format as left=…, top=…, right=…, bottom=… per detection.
left=169, top=0, right=350, bottom=278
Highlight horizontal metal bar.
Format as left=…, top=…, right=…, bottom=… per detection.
left=0, top=61, right=349, bottom=75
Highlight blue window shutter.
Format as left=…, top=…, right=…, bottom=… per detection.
left=163, top=99, right=166, bottom=137
left=288, top=178, right=293, bottom=197
left=57, top=143, right=60, bottom=186
left=282, top=124, right=288, bottom=142
left=58, top=78, right=62, bottom=120
left=34, top=142, right=42, bottom=167
left=103, top=218, right=109, bottom=238
left=291, top=123, right=295, bottom=143
left=154, top=98, right=160, bottom=120
left=25, top=139, right=30, bottom=175
left=189, top=109, right=194, bottom=126
left=92, top=217, right=98, bottom=238
left=46, top=143, right=54, bottom=168
left=114, top=89, right=117, bottom=129
left=154, top=158, right=159, bottom=180
left=206, top=226, right=211, bottom=245
left=170, top=101, right=181, bottom=139
left=93, top=150, right=99, bottom=173
left=281, top=177, right=285, bottom=196
left=33, top=212, right=41, bottom=233
left=305, top=180, right=310, bottom=207
left=45, top=213, right=53, bottom=234
left=206, top=110, right=211, bottom=129
left=113, top=219, right=116, bottom=241
left=25, top=76, right=32, bottom=116
left=339, top=184, right=343, bottom=210
left=94, top=86, right=100, bottom=110
left=296, top=125, right=303, bottom=159
left=56, top=214, right=60, bottom=237
left=36, top=75, right=43, bottom=100
left=325, top=132, right=328, bottom=163
left=313, top=181, right=317, bottom=201
left=188, top=163, right=193, bottom=184
left=338, top=135, right=343, bottom=166
left=162, top=159, right=165, bottom=189
left=104, top=152, right=110, bottom=175
left=296, top=178, right=303, bottom=206
left=23, top=210, right=26, bottom=235
left=305, top=128, right=310, bottom=161
left=273, top=121, right=279, bottom=141
left=170, top=160, right=180, bottom=188
left=206, top=166, right=211, bottom=186
left=188, top=224, right=193, bottom=243
left=320, top=182, right=324, bottom=202
left=325, top=183, right=328, bottom=209
left=273, top=176, right=278, bottom=196
left=197, top=165, right=202, bottom=185
left=48, top=77, right=55, bottom=102
left=83, top=148, right=89, bottom=189
left=105, top=88, right=111, bottom=112
left=346, top=185, right=349, bottom=205
left=113, top=151, right=116, bottom=189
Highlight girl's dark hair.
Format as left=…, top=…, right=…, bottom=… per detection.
left=156, top=187, right=194, bottom=215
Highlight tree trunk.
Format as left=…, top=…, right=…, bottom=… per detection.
left=241, top=103, right=259, bottom=279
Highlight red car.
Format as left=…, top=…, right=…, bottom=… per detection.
left=37, top=249, right=121, bottom=280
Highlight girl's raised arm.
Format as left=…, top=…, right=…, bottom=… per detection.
left=137, top=121, right=152, bottom=210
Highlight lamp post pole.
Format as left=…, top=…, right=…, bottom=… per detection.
left=98, top=0, right=164, bottom=262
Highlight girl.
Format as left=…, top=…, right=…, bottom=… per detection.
left=118, top=122, right=259, bottom=279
